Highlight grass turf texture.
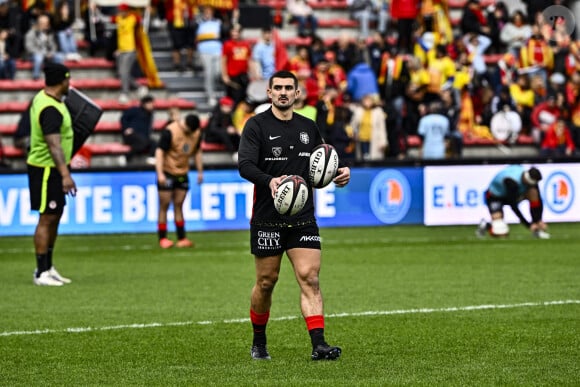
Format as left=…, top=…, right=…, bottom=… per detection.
left=0, top=224, right=579, bottom=386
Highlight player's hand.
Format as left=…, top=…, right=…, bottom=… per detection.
left=62, top=175, right=77, bottom=196
left=269, top=175, right=288, bottom=198
left=197, top=173, right=203, bottom=184
left=157, top=173, right=167, bottom=186
left=333, top=167, right=350, bottom=188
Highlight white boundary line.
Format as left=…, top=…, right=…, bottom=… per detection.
left=2, top=300, right=578, bottom=338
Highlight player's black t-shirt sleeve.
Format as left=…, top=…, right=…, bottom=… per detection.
left=157, top=129, right=172, bottom=151
left=238, top=117, right=273, bottom=188
left=503, top=178, right=520, bottom=203
left=39, top=107, right=63, bottom=136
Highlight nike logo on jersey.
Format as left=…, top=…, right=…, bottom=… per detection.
left=269, top=135, right=281, bottom=140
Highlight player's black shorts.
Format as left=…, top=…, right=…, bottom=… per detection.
left=157, top=172, right=190, bottom=191
left=250, top=223, right=321, bottom=257
left=485, top=190, right=505, bottom=214
left=27, top=165, right=66, bottom=214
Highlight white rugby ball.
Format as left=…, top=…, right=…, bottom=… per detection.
left=274, top=175, right=309, bottom=216
left=309, top=144, right=339, bottom=188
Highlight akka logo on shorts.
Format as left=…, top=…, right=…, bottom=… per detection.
left=257, top=230, right=280, bottom=249
left=49, top=201, right=57, bottom=209
left=272, top=147, right=282, bottom=157
left=299, top=235, right=320, bottom=242
left=369, top=170, right=411, bottom=224
left=299, top=132, right=309, bottom=144
left=542, top=171, right=574, bottom=214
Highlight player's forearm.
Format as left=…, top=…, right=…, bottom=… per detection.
left=45, top=135, right=70, bottom=177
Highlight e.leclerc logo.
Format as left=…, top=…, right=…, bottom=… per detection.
left=369, top=169, right=411, bottom=224
left=542, top=171, right=574, bottom=214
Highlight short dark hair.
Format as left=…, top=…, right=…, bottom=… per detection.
left=140, top=95, right=154, bottom=105
left=269, top=70, right=298, bottom=89
left=185, top=114, right=200, bottom=131
left=528, top=167, right=542, bottom=183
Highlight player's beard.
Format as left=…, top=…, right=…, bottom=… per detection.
left=272, top=98, right=294, bottom=111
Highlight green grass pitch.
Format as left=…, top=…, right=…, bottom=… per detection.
left=1, top=223, right=579, bottom=386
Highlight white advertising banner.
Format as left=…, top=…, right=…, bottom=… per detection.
left=424, top=163, right=580, bottom=226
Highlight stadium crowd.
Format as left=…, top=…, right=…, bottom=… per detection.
left=1, top=0, right=580, bottom=166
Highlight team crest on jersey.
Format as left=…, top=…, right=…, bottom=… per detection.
left=299, top=132, right=309, bottom=144
left=272, top=147, right=282, bottom=157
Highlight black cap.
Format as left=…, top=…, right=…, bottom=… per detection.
left=44, top=62, right=70, bottom=86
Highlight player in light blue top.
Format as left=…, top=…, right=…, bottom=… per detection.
left=477, top=165, right=550, bottom=239
left=251, top=27, right=276, bottom=80
left=417, top=102, right=450, bottom=159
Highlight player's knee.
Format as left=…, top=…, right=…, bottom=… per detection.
left=257, top=274, right=278, bottom=293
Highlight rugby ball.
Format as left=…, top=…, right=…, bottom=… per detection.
left=490, top=219, right=510, bottom=237
left=274, top=175, right=309, bottom=216
left=309, top=144, right=339, bottom=188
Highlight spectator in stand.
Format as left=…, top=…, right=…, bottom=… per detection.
left=530, top=92, right=565, bottom=143
left=324, top=50, right=348, bottom=97
left=113, top=3, right=146, bottom=104
left=204, top=96, right=240, bottom=154
left=329, top=32, right=359, bottom=73
left=417, top=100, right=450, bottom=159
left=500, top=10, right=532, bottom=58
left=496, top=52, right=519, bottom=90
left=457, top=84, right=494, bottom=141
left=519, top=24, right=554, bottom=85
left=328, top=104, right=356, bottom=164
left=486, top=1, right=509, bottom=54
left=53, top=0, right=81, bottom=62
left=463, top=32, right=492, bottom=85
left=83, top=0, right=108, bottom=57
left=440, top=86, right=462, bottom=157
left=165, top=0, right=196, bottom=72
left=232, top=99, right=255, bottom=135
left=25, top=13, right=65, bottom=81
left=405, top=56, right=430, bottom=135
left=509, top=73, right=535, bottom=134
left=120, top=95, right=157, bottom=164
left=367, top=31, right=388, bottom=77
left=425, top=44, right=456, bottom=101
left=21, top=0, right=47, bottom=37
left=460, top=0, right=491, bottom=37
left=378, top=48, right=410, bottom=158
left=540, top=118, right=576, bottom=157
left=196, top=6, right=224, bottom=107
left=287, top=0, right=318, bottom=38
left=565, top=71, right=580, bottom=106
left=250, top=26, right=275, bottom=81
left=0, top=0, right=21, bottom=79
left=522, top=0, right=553, bottom=24
left=308, top=34, right=326, bottom=68
left=347, top=0, right=389, bottom=40
left=390, top=0, right=419, bottom=54
left=0, top=27, right=16, bottom=79
left=547, top=72, right=567, bottom=96
left=350, top=93, right=387, bottom=160
left=305, top=56, right=338, bottom=107
left=288, top=45, right=312, bottom=79
left=346, top=57, right=380, bottom=103
left=315, top=86, right=339, bottom=140
left=568, top=92, right=580, bottom=149
left=221, top=24, right=251, bottom=106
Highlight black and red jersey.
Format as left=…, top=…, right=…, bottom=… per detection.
left=238, top=108, right=324, bottom=226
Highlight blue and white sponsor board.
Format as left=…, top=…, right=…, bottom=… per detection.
left=424, top=163, right=580, bottom=225
left=0, top=167, right=424, bottom=236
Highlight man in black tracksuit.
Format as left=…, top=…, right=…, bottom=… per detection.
left=238, top=70, right=351, bottom=361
